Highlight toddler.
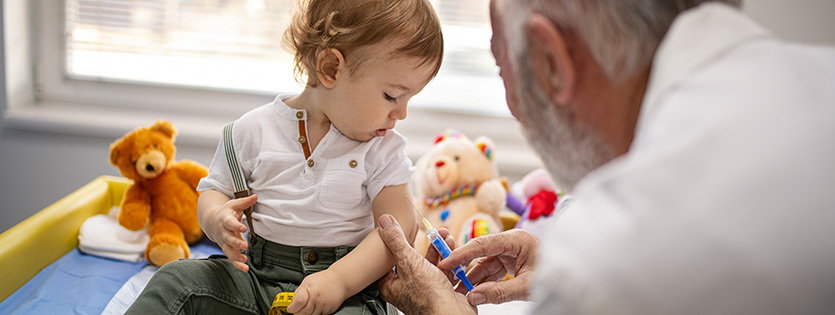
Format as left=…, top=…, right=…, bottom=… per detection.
left=125, top=0, right=443, bottom=314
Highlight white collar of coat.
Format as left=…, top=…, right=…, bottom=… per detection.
left=635, top=3, right=772, bottom=138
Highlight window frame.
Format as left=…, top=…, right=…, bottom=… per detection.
left=5, top=0, right=542, bottom=179
left=35, top=0, right=276, bottom=118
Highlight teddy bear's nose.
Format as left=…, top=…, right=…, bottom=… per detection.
left=146, top=164, right=155, bottom=172
left=435, top=161, right=445, bottom=168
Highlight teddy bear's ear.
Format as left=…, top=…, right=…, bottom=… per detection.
left=152, top=120, right=177, bottom=138
left=433, top=129, right=466, bottom=145
left=109, top=141, right=121, bottom=166
left=474, top=136, right=495, bottom=161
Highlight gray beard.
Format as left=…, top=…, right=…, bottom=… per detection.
left=514, top=60, right=615, bottom=192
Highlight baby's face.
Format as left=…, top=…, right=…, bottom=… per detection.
left=326, top=42, right=437, bottom=142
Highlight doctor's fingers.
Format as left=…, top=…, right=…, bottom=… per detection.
left=441, top=229, right=538, bottom=271
left=375, top=243, right=428, bottom=312
left=468, top=256, right=512, bottom=283
left=425, top=229, right=457, bottom=283
left=468, top=275, right=530, bottom=306
left=451, top=257, right=507, bottom=295
left=378, top=215, right=455, bottom=293
left=377, top=269, right=406, bottom=306
left=378, top=254, right=456, bottom=313
left=437, top=227, right=453, bottom=246
left=378, top=215, right=425, bottom=267
left=425, top=227, right=454, bottom=263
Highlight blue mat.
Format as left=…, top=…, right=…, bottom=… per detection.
left=0, top=238, right=221, bottom=314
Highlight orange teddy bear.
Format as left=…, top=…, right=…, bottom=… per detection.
left=109, top=120, right=208, bottom=266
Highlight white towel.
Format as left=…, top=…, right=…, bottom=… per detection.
left=78, top=206, right=149, bottom=262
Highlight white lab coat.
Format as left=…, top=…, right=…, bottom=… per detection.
left=532, top=3, right=835, bottom=315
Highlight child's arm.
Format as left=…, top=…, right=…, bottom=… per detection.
left=287, top=183, right=417, bottom=315
left=197, top=189, right=258, bottom=272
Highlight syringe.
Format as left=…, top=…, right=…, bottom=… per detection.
left=407, top=198, right=475, bottom=291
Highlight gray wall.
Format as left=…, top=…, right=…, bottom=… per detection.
left=1, top=1, right=5, bottom=118
left=2, top=1, right=835, bottom=233
left=0, top=128, right=218, bottom=232
left=743, top=0, right=835, bottom=46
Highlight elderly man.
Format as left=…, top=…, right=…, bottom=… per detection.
left=376, top=0, right=835, bottom=314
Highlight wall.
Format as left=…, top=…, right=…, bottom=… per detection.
left=743, top=0, right=835, bottom=45
left=2, top=1, right=835, bottom=232
left=0, top=128, right=218, bottom=232
left=0, top=0, right=5, bottom=117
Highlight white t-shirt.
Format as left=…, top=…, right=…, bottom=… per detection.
left=197, top=95, right=415, bottom=247
left=532, top=3, right=835, bottom=315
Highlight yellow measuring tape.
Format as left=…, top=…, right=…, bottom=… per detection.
left=270, top=292, right=295, bottom=315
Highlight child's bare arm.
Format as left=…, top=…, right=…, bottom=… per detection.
left=197, top=189, right=258, bottom=272
left=287, top=184, right=417, bottom=314
left=332, top=183, right=418, bottom=289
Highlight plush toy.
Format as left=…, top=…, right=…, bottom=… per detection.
left=413, top=130, right=507, bottom=253
left=109, top=120, right=208, bottom=266
left=507, top=168, right=567, bottom=238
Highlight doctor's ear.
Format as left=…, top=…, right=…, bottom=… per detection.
left=525, top=13, right=576, bottom=106
left=316, top=48, right=346, bottom=88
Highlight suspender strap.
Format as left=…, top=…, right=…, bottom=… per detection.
left=223, top=121, right=257, bottom=244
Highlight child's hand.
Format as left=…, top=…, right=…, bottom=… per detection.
left=287, top=269, right=348, bottom=315
left=203, top=194, right=257, bottom=272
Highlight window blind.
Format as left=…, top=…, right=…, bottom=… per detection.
left=65, top=0, right=508, bottom=115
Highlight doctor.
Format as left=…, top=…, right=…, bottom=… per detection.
left=377, top=0, right=835, bottom=314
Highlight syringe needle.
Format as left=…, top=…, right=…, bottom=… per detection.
left=407, top=197, right=434, bottom=231
left=406, top=196, right=475, bottom=291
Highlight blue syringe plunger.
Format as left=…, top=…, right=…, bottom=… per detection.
left=426, top=227, right=475, bottom=291
left=411, top=199, right=475, bottom=291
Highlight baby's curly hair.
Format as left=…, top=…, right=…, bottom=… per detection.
left=284, top=0, right=444, bottom=87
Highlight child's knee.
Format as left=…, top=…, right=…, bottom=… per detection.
left=156, top=258, right=192, bottom=273
left=151, top=259, right=216, bottom=288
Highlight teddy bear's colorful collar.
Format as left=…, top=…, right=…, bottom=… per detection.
left=423, top=182, right=482, bottom=208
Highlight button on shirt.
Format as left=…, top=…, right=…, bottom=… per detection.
left=532, top=4, right=835, bottom=315
left=197, top=95, right=415, bottom=247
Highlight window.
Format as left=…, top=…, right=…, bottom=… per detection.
left=13, top=0, right=539, bottom=181
left=63, top=0, right=509, bottom=116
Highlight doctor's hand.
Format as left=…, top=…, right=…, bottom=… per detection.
left=440, top=229, right=539, bottom=306
left=198, top=191, right=257, bottom=273
left=422, top=226, right=461, bottom=287
left=377, top=215, right=475, bottom=315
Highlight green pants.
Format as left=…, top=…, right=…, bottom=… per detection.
left=125, top=236, right=386, bottom=314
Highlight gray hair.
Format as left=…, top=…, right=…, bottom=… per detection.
left=504, top=0, right=742, bottom=81
left=500, top=0, right=742, bottom=190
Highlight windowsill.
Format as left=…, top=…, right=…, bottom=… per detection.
left=3, top=100, right=543, bottom=179
left=3, top=100, right=229, bottom=147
